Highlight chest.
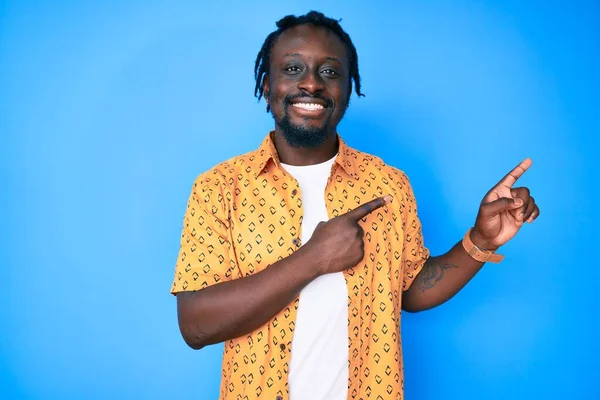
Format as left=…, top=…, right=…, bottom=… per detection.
left=227, top=167, right=406, bottom=287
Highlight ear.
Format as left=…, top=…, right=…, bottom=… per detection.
left=262, top=75, right=271, bottom=101
left=263, top=76, right=272, bottom=112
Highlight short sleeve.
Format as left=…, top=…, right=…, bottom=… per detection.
left=398, top=173, right=430, bottom=291
left=170, top=175, right=238, bottom=295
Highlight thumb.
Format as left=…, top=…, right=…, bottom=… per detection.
left=481, top=197, right=523, bottom=218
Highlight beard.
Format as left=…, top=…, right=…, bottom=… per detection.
left=273, top=94, right=337, bottom=148
left=277, top=113, right=330, bottom=148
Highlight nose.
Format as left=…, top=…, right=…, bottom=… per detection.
left=297, top=69, right=325, bottom=95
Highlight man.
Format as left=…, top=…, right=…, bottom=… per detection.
left=171, top=11, right=539, bottom=400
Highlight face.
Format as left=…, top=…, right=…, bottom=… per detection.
left=263, top=24, right=351, bottom=148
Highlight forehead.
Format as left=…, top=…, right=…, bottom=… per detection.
left=270, top=24, right=349, bottom=65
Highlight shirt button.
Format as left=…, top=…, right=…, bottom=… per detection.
left=276, top=396, right=283, bottom=400
left=291, top=189, right=298, bottom=196
left=280, top=343, right=286, bottom=351
left=292, top=238, right=300, bottom=247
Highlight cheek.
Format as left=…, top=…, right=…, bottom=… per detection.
left=332, top=83, right=349, bottom=109
left=267, top=83, right=285, bottom=104
left=270, top=93, right=286, bottom=115
left=274, top=90, right=295, bottom=116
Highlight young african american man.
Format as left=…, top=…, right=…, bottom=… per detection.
left=171, top=11, right=540, bottom=400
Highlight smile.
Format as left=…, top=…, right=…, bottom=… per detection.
left=291, top=103, right=325, bottom=111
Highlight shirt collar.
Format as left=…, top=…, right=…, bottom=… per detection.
left=252, top=131, right=360, bottom=180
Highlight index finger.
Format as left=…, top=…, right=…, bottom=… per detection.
left=345, top=195, right=392, bottom=221
left=496, top=158, right=532, bottom=188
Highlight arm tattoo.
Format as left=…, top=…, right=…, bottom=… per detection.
left=417, top=257, right=458, bottom=292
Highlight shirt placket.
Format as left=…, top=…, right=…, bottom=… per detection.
left=324, top=166, right=362, bottom=399
left=266, top=167, right=303, bottom=400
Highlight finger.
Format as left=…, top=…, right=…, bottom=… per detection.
left=514, top=199, right=535, bottom=226
left=495, top=158, right=532, bottom=189
left=521, top=196, right=535, bottom=221
left=509, top=187, right=531, bottom=220
left=345, top=195, right=392, bottom=221
left=527, top=205, right=540, bottom=223
left=480, top=197, right=523, bottom=219
left=510, top=187, right=531, bottom=201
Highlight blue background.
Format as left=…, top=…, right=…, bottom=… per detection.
left=1, top=1, right=598, bottom=399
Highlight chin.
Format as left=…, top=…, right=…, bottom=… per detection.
left=274, top=108, right=336, bottom=148
left=280, top=123, right=329, bottom=148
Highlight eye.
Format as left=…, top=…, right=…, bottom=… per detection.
left=284, top=66, right=302, bottom=73
left=321, top=69, right=338, bottom=76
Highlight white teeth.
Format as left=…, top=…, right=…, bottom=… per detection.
left=292, top=103, right=324, bottom=110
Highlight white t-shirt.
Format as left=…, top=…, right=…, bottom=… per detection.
left=281, top=156, right=349, bottom=400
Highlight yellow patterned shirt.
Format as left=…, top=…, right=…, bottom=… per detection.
left=171, top=132, right=429, bottom=400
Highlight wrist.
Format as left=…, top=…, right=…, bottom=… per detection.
left=294, top=243, right=326, bottom=279
left=463, top=228, right=504, bottom=264
left=470, top=229, right=499, bottom=252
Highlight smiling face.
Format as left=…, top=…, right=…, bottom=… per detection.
left=263, top=24, right=351, bottom=148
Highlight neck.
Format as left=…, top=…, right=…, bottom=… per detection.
left=273, top=129, right=338, bottom=166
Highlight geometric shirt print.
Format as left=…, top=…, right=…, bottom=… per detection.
left=171, top=132, right=430, bottom=400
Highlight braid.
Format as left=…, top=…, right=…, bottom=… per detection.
left=254, top=11, right=364, bottom=112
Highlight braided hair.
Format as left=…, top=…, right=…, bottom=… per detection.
left=254, top=10, right=364, bottom=112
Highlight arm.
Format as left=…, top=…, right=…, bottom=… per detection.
left=402, top=159, right=540, bottom=312
left=177, top=245, right=319, bottom=349
left=402, top=236, right=482, bottom=312
left=177, top=196, right=390, bottom=349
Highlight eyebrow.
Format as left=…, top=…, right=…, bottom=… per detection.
left=283, top=53, right=342, bottom=63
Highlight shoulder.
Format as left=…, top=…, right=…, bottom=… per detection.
left=350, top=149, right=422, bottom=224
left=350, top=147, right=414, bottom=193
left=185, top=150, right=260, bottom=220
left=191, top=148, right=259, bottom=193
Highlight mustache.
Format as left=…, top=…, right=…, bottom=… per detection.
left=284, top=93, right=334, bottom=108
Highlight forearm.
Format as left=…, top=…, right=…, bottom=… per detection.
left=177, top=245, right=321, bottom=349
left=402, top=240, right=485, bottom=312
